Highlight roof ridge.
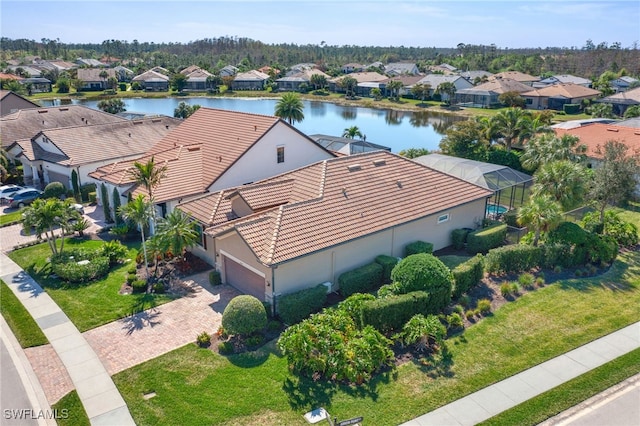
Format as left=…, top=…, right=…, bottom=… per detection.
left=209, top=191, right=225, bottom=225
left=264, top=205, right=285, bottom=264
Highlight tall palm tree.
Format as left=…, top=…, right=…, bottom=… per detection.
left=21, top=198, right=76, bottom=256
left=128, top=156, right=167, bottom=199
left=489, top=107, right=532, bottom=151
left=386, top=80, right=403, bottom=101
left=517, top=194, right=563, bottom=246
left=533, top=160, right=589, bottom=211
left=118, top=194, right=154, bottom=279
left=274, top=92, right=305, bottom=125
left=436, top=82, right=457, bottom=105
left=342, top=126, right=363, bottom=139
left=521, top=134, right=586, bottom=171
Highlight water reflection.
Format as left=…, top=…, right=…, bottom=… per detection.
left=385, top=110, right=403, bottom=126
left=340, top=107, right=357, bottom=121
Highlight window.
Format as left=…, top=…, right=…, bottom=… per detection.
left=276, top=146, right=285, bottom=163
left=437, top=213, right=450, bottom=224
left=193, top=222, right=205, bottom=248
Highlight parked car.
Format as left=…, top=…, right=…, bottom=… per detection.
left=7, top=188, right=43, bottom=209
left=0, top=185, right=23, bottom=204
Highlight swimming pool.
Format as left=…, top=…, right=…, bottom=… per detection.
left=486, top=204, right=508, bottom=216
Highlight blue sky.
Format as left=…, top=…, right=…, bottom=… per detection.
left=1, top=1, right=638, bottom=49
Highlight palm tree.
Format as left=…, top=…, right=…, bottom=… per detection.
left=118, top=194, right=154, bottom=279
left=21, top=198, right=69, bottom=255
left=99, top=70, right=108, bottom=89
left=128, top=157, right=167, bottom=199
left=517, top=194, right=563, bottom=246
left=521, top=134, right=586, bottom=171
left=155, top=210, right=199, bottom=258
left=532, top=160, right=589, bottom=211
left=339, top=76, right=358, bottom=99
left=489, top=107, right=532, bottom=151
left=436, top=82, right=457, bottom=105
left=310, top=74, right=327, bottom=90
left=274, top=92, right=305, bottom=125
left=342, top=126, right=363, bottom=139
left=411, top=83, right=431, bottom=105
left=386, top=80, right=403, bottom=101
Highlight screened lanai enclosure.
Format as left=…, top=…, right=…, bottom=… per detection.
left=413, top=154, right=533, bottom=218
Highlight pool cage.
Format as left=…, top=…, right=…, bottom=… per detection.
left=413, top=154, right=533, bottom=218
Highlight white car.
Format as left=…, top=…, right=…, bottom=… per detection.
left=0, top=185, right=23, bottom=204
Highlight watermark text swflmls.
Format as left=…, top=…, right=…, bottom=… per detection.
left=3, top=409, right=69, bottom=420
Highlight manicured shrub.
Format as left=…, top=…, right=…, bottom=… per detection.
left=503, top=209, right=519, bottom=227
left=451, top=254, right=484, bottom=298
left=153, top=282, right=165, bottom=294
left=477, top=299, right=491, bottom=315
left=541, top=243, right=573, bottom=269
left=518, top=272, right=535, bottom=290
left=360, top=291, right=430, bottom=332
left=222, top=295, right=268, bottom=336
left=453, top=304, right=464, bottom=315
left=395, top=314, right=446, bottom=352
left=218, top=341, right=234, bottom=355
left=127, top=266, right=137, bottom=274
left=377, top=283, right=400, bottom=298
left=451, top=228, right=469, bottom=250
left=374, top=254, right=399, bottom=283
left=196, top=332, right=211, bottom=347
left=465, top=310, right=476, bottom=320
left=278, top=309, right=394, bottom=384
left=548, top=222, right=588, bottom=246
left=485, top=244, right=542, bottom=274
left=511, top=282, right=520, bottom=295
left=446, top=312, right=464, bottom=330
left=391, top=253, right=453, bottom=311
left=277, top=284, right=327, bottom=325
left=500, top=282, right=512, bottom=297
left=43, top=182, right=65, bottom=199
left=338, top=262, right=383, bottom=297
left=80, top=183, right=96, bottom=203
left=100, top=183, right=112, bottom=223
left=587, top=234, right=618, bottom=265
left=404, top=240, right=434, bottom=257
left=51, top=248, right=110, bottom=283
left=563, top=103, right=580, bottom=114
left=245, top=334, right=265, bottom=347
left=100, top=240, right=128, bottom=266
left=209, top=270, right=222, bottom=286
left=267, top=320, right=283, bottom=332
left=131, top=279, right=147, bottom=293
left=88, top=192, right=97, bottom=204
left=337, top=293, right=376, bottom=321
left=535, top=276, right=545, bottom=286
left=71, top=169, right=80, bottom=200
left=467, top=224, right=507, bottom=254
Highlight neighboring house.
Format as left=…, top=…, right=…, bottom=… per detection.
left=75, top=58, right=107, bottom=67
left=414, top=75, right=473, bottom=100
left=0, top=73, right=23, bottom=81
left=1, top=105, right=126, bottom=151
left=342, top=63, right=365, bottom=73
left=177, top=151, right=493, bottom=301
left=99, top=56, right=121, bottom=66
left=185, top=68, right=215, bottom=91
left=551, top=118, right=618, bottom=130
left=7, top=65, right=42, bottom=78
left=7, top=116, right=179, bottom=190
left=232, top=70, right=271, bottom=90
left=286, top=63, right=316, bottom=76
left=385, top=62, right=420, bottom=76
left=429, top=63, right=457, bottom=74
left=180, top=65, right=202, bottom=75
left=329, top=72, right=388, bottom=94
left=615, top=118, right=640, bottom=129
left=309, top=134, right=391, bottom=155
left=44, top=60, right=76, bottom=72
left=149, top=66, right=171, bottom=76
left=489, top=71, right=539, bottom=86
left=554, top=123, right=640, bottom=168
left=131, top=70, right=170, bottom=92
left=455, top=78, right=533, bottom=107
left=19, top=77, right=52, bottom=94
left=90, top=107, right=335, bottom=220
left=522, top=83, right=601, bottom=110
left=0, top=90, right=40, bottom=116
left=77, top=68, right=117, bottom=91
left=596, top=87, right=640, bottom=116
left=113, top=66, right=134, bottom=82
left=381, top=75, right=424, bottom=97
left=276, top=69, right=330, bottom=92
left=611, top=76, right=639, bottom=93
left=459, top=70, right=493, bottom=84
left=535, top=74, right=592, bottom=88
left=257, top=66, right=280, bottom=76
left=219, top=65, right=239, bottom=77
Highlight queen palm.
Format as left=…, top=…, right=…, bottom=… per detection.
left=274, top=92, right=305, bottom=125
left=119, top=194, right=154, bottom=279
left=489, top=107, right=532, bottom=151
left=521, top=134, right=586, bottom=171
left=342, top=126, right=363, bottom=139
left=517, top=194, right=563, bottom=246
left=129, top=156, right=167, bottom=200
left=532, top=160, right=589, bottom=211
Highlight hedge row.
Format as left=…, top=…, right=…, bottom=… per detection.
left=338, top=262, right=383, bottom=297
left=359, top=291, right=430, bottom=333
left=404, top=240, right=434, bottom=257
left=51, top=249, right=110, bottom=284
left=374, top=255, right=398, bottom=283
left=277, top=284, right=328, bottom=325
left=451, top=228, right=469, bottom=250
left=452, top=254, right=484, bottom=298
left=485, top=244, right=543, bottom=274
left=467, top=224, right=507, bottom=254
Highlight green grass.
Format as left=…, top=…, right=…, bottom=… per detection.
left=51, top=391, right=89, bottom=426
left=111, top=248, right=640, bottom=426
left=479, top=348, right=640, bottom=426
left=8, top=238, right=177, bottom=332
left=0, top=209, right=24, bottom=226
left=0, top=279, right=48, bottom=347
left=438, top=255, right=471, bottom=269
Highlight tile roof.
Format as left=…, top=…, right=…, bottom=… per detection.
left=522, top=83, right=601, bottom=98
left=383, top=75, right=424, bottom=86
left=554, top=124, right=640, bottom=160
left=234, top=70, right=270, bottom=81
left=540, top=74, right=592, bottom=85
left=416, top=74, right=466, bottom=87
left=1, top=105, right=126, bottom=148
left=186, top=68, right=214, bottom=81
left=490, top=71, right=539, bottom=83
left=180, top=65, right=202, bottom=75
left=77, top=68, right=116, bottom=82
left=132, top=70, right=170, bottom=82
left=600, top=87, right=640, bottom=104
left=179, top=151, right=492, bottom=265
left=457, top=78, right=533, bottom=95
left=330, top=72, right=388, bottom=84
left=15, top=117, right=179, bottom=167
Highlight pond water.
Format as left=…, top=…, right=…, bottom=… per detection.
left=40, top=97, right=464, bottom=153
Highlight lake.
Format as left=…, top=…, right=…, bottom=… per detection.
left=40, top=97, right=464, bottom=153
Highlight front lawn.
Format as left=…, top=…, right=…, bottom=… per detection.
left=8, top=238, right=177, bottom=332
left=0, top=208, right=23, bottom=226
left=111, top=248, right=640, bottom=425
left=0, top=279, right=48, bottom=347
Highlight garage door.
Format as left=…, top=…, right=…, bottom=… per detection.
left=223, top=256, right=265, bottom=300
left=46, top=171, right=69, bottom=188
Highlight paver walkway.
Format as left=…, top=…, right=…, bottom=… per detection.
left=0, top=253, right=135, bottom=426
left=402, top=321, right=640, bottom=426
left=22, top=271, right=238, bottom=405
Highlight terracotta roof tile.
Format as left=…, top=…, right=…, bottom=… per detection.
left=554, top=124, right=640, bottom=160
left=523, top=83, right=601, bottom=98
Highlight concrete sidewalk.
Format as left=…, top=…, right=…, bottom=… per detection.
left=402, top=322, right=640, bottom=426
left=0, top=253, right=135, bottom=426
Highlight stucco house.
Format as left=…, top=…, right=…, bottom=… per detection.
left=611, top=76, right=639, bottom=93
left=455, top=78, right=533, bottom=108
left=7, top=117, right=179, bottom=189
left=232, top=70, right=271, bottom=90
left=132, top=70, right=170, bottom=92
left=177, top=151, right=493, bottom=302
left=89, top=107, right=335, bottom=221
left=489, top=71, right=539, bottom=86
left=414, top=75, right=474, bottom=101
left=329, top=72, right=388, bottom=94
left=219, top=65, right=239, bottom=77
left=596, top=87, right=640, bottom=116
left=535, top=74, right=592, bottom=88
left=77, top=68, right=117, bottom=91
left=522, top=83, right=601, bottom=110
left=276, top=69, right=330, bottom=92
left=0, top=90, right=40, bottom=116
left=385, top=62, right=420, bottom=76
left=184, top=68, right=215, bottom=91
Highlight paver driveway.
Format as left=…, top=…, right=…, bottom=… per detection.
left=24, top=272, right=238, bottom=404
